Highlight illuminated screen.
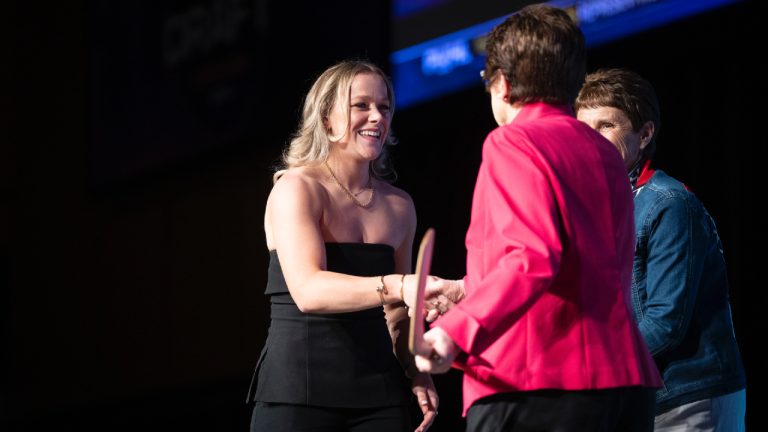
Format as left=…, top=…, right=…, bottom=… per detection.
left=391, top=0, right=742, bottom=109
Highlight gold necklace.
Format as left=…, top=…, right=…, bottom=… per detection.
left=324, top=161, right=375, bottom=208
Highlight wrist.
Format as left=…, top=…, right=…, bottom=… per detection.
left=377, top=274, right=408, bottom=305
left=376, top=275, right=388, bottom=305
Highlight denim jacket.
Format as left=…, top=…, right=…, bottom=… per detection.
left=631, top=164, right=746, bottom=414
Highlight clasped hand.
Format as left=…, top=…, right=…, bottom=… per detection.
left=403, top=277, right=464, bottom=321
left=402, top=277, right=465, bottom=375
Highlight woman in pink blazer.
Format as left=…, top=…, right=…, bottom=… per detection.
left=416, top=5, right=661, bottom=432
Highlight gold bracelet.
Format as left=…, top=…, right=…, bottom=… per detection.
left=399, top=274, right=407, bottom=307
left=376, top=275, right=387, bottom=305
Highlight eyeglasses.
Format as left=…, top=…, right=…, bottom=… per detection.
left=480, top=69, right=489, bottom=89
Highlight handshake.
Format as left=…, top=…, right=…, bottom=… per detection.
left=415, top=277, right=465, bottom=322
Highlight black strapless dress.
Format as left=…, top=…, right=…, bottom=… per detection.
left=246, top=243, right=410, bottom=408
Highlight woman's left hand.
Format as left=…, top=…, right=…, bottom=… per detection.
left=411, top=372, right=438, bottom=432
left=423, top=278, right=465, bottom=321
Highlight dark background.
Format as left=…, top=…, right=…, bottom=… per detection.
left=4, top=0, right=765, bottom=430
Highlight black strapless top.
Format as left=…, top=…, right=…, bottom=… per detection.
left=247, top=243, right=409, bottom=408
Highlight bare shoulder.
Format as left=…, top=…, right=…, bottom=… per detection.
left=271, top=166, right=325, bottom=196
left=265, top=166, right=329, bottom=249
left=268, top=166, right=329, bottom=212
left=376, top=181, right=416, bottom=234
left=376, top=181, right=415, bottom=212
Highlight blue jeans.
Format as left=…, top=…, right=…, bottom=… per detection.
left=654, top=389, right=746, bottom=432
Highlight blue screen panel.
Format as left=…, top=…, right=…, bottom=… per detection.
left=392, top=0, right=742, bottom=109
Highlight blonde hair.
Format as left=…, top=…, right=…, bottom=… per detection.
left=274, top=60, right=398, bottom=183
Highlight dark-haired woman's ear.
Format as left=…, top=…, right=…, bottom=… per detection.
left=639, top=121, right=655, bottom=150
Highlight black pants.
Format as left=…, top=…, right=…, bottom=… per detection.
left=466, top=387, right=656, bottom=432
left=250, top=401, right=411, bottom=432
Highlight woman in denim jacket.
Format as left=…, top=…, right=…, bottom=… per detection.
left=575, top=68, right=746, bottom=431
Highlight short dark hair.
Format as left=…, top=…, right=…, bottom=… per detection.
left=483, top=4, right=586, bottom=105
left=575, top=68, right=661, bottom=159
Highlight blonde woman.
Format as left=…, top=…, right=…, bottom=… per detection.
left=246, top=60, right=438, bottom=432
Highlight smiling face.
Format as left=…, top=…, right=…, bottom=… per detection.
left=326, top=72, right=391, bottom=162
left=577, top=106, right=649, bottom=171
left=574, top=69, right=660, bottom=170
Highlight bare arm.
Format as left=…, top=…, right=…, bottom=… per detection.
left=267, top=174, right=403, bottom=313
left=385, top=191, right=417, bottom=374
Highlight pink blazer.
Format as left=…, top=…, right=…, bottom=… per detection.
left=436, top=103, right=661, bottom=416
